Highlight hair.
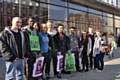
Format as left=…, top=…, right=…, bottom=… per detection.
left=47, top=20, right=53, bottom=24
left=57, top=24, right=64, bottom=28
left=70, top=26, right=77, bottom=29
left=81, top=31, right=88, bottom=39
left=108, top=32, right=114, bottom=36
left=12, top=17, right=21, bottom=22
left=12, top=17, right=21, bottom=25
left=89, top=27, right=92, bottom=29
left=40, top=23, right=47, bottom=31
left=27, top=17, right=34, bottom=22
left=33, top=22, right=40, bottom=30
left=102, top=32, right=107, bottom=36
left=81, top=31, right=89, bottom=43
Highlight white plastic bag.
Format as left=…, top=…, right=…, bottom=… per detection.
left=32, top=57, right=44, bottom=77
left=57, top=54, right=63, bottom=72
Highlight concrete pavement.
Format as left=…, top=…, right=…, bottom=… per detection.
left=52, top=47, right=120, bottom=80
left=54, top=58, right=120, bottom=80
left=0, top=48, right=120, bottom=80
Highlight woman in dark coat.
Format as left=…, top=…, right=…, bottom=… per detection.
left=81, top=31, right=92, bottom=72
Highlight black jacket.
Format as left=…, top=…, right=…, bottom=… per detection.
left=0, top=27, right=28, bottom=61
left=53, top=32, right=70, bottom=53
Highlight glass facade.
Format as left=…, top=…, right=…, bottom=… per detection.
left=97, top=0, right=117, bottom=7
left=0, top=0, right=120, bottom=35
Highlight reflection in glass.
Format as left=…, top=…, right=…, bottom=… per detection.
left=48, top=0, right=67, bottom=7
left=48, top=4, right=67, bottom=21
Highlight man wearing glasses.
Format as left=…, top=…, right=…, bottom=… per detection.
left=0, top=17, right=28, bottom=80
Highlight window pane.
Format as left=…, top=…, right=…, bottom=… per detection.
left=103, top=12, right=113, bottom=17
left=102, top=16, right=113, bottom=32
left=115, top=19, right=120, bottom=27
left=48, top=0, right=67, bottom=7
left=89, top=13, right=102, bottom=31
left=48, top=5, right=67, bottom=21
left=88, top=8, right=102, bottom=15
left=107, top=17, right=113, bottom=26
left=115, top=16, right=120, bottom=19
left=68, top=9, right=88, bottom=31
left=69, top=3, right=87, bottom=12
left=39, top=3, right=48, bottom=23
left=0, top=0, right=3, bottom=15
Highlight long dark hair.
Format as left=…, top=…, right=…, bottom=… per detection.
left=81, top=31, right=89, bottom=44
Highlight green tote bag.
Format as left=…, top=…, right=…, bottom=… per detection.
left=64, top=53, right=76, bottom=71
left=30, top=35, right=40, bottom=51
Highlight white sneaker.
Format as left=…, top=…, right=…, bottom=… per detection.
left=96, top=69, right=102, bottom=72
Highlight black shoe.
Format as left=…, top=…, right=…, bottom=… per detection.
left=46, top=76, right=50, bottom=80
left=77, top=69, right=83, bottom=72
left=81, top=69, right=85, bottom=72
left=57, top=73, right=62, bottom=79
left=62, top=71, right=71, bottom=74
left=65, top=71, right=71, bottom=74
left=40, top=76, right=46, bottom=80
left=45, top=73, right=51, bottom=80
left=85, top=69, right=89, bottom=72
left=90, top=67, right=93, bottom=70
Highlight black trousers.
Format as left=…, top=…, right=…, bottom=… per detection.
left=82, top=55, right=89, bottom=70
left=52, top=53, right=57, bottom=75
left=51, top=51, right=63, bottom=75
left=89, top=52, right=94, bottom=69
left=42, top=53, right=51, bottom=75
left=27, top=52, right=38, bottom=80
left=94, top=53, right=104, bottom=70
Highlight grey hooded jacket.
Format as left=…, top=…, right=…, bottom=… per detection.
left=0, top=27, right=28, bottom=61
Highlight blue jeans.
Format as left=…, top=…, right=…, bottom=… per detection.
left=5, top=59, right=24, bottom=80
left=95, top=53, right=104, bottom=70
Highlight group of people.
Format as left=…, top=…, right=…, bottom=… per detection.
left=0, top=17, right=117, bottom=80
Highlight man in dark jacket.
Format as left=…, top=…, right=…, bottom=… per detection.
left=53, top=24, right=70, bottom=78
left=0, top=17, right=28, bottom=80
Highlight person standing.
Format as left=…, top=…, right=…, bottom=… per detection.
left=93, top=31, right=105, bottom=71
left=39, top=23, right=50, bottom=79
left=0, top=17, right=28, bottom=80
left=69, top=27, right=81, bottom=72
left=81, top=31, right=92, bottom=72
left=22, top=17, right=34, bottom=30
left=47, top=21, right=57, bottom=37
left=53, top=24, right=70, bottom=78
left=88, top=27, right=95, bottom=69
left=107, top=32, right=117, bottom=59
left=23, top=18, right=41, bottom=80
left=46, top=21, right=57, bottom=78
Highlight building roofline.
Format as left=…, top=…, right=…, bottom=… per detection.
left=69, top=0, right=120, bottom=16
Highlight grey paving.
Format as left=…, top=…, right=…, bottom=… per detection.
left=52, top=47, right=120, bottom=80
left=0, top=47, right=120, bottom=80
